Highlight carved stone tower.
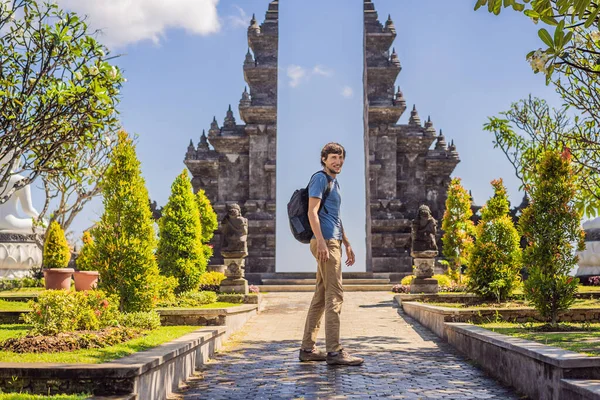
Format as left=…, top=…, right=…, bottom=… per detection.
left=363, top=0, right=460, bottom=274
left=185, top=1, right=278, bottom=277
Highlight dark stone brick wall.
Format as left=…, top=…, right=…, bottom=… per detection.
left=363, top=1, right=460, bottom=273
left=185, top=2, right=279, bottom=275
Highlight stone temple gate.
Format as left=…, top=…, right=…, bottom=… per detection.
left=184, top=0, right=460, bottom=282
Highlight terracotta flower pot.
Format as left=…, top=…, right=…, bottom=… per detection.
left=73, top=271, right=99, bottom=291
left=43, top=268, right=74, bottom=290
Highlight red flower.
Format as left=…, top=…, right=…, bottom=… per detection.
left=95, top=310, right=102, bottom=316
left=36, top=310, right=42, bottom=316
left=101, top=299, right=109, bottom=308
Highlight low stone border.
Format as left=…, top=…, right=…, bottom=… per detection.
left=395, top=293, right=479, bottom=304
left=0, top=310, right=27, bottom=324
left=396, top=296, right=600, bottom=399
left=158, top=304, right=258, bottom=340
left=217, top=293, right=262, bottom=304
left=0, top=293, right=37, bottom=302
left=446, top=323, right=600, bottom=400
left=561, top=379, right=600, bottom=400
left=0, top=327, right=225, bottom=398
left=396, top=296, right=600, bottom=337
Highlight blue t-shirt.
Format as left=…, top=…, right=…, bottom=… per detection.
left=308, top=172, right=342, bottom=240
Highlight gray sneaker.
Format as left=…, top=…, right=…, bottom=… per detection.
left=299, top=347, right=327, bottom=362
left=326, top=349, right=364, bottom=366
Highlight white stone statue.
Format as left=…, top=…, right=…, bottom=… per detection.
left=576, top=217, right=600, bottom=277
left=0, top=150, right=40, bottom=233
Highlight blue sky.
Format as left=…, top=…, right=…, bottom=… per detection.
left=31, top=0, right=562, bottom=272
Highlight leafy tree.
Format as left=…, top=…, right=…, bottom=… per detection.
left=520, top=150, right=585, bottom=327
left=467, top=179, right=522, bottom=302
left=484, top=96, right=600, bottom=217
left=0, top=0, right=123, bottom=204
left=35, top=130, right=118, bottom=234
left=441, top=178, right=475, bottom=282
left=474, top=0, right=600, bottom=199
left=157, top=170, right=206, bottom=293
left=92, top=131, right=160, bottom=312
left=43, top=220, right=70, bottom=268
left=195, top=189, right=218, bottom=262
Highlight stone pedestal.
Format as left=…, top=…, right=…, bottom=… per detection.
left=219, top=257, right=248, bottom=295
left=410, top=251, right=439, bottom=294
left=0, top=232, right=42, bottom=279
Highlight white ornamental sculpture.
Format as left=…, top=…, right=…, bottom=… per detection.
left=575, top=218, right=600, bottom=279
left=0, top=151, right=44, bottom=278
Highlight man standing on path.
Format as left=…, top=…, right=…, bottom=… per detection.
left=299, top=142, right=364, bottom=366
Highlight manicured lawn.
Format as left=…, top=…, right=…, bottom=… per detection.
left=0, top=394, right=89, bottom=400
left=0, top=300, right=30, bottom=311
left=420, top=298, right=600, bottom=309
left=578, top=285, right=600, bottom=293
left=158, top=302, right=243, bottom=310
left=0, top=325, right=199, bottom=363
left=480, top=322, right=600, bottom=356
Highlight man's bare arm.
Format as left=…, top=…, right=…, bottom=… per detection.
left=308, top=197, right=328, bottom=262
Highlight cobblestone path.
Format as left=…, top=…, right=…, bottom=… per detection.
left=179, top=292, right=522, bottom=399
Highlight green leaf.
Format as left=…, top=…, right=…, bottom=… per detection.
left=538, top=28, right=554, bottom=47
left=585, top=6, right=600, bottom=28
left=524, top=9, right=540, bottom=18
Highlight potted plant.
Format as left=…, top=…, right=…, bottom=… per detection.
left=73, top=231, right=99, bottom=291
left=42, top=221, right=73, bottom=290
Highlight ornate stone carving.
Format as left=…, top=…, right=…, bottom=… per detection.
left=0, top=240, right=42, bottom=278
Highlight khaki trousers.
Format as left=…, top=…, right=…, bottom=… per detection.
left=301, top=239, right=343, bottom=353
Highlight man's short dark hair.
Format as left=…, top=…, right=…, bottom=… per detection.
left=320, top=142, right=346, bottom=167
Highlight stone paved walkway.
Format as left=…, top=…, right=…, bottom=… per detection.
left=179, top=292, right=522, bottom=399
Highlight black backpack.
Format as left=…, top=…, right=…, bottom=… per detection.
left=287, top=171, right=332, bottom=244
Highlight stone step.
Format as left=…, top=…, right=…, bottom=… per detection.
left=258, top=284, right=394, bottom=292
left=261, top=279, right=390, bottom=285
left=561, top=379, right=600, bottom=400
left=248, top=272, right=397, bottom=280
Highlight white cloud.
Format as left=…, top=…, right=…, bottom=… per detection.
left=287, top=64, right=334, bottom=88
left=56, top=0, right=221, bottom=49
left=341, top=86, right=354, bottom=98
left=313, top=65, right=333, bottom=77
left=287, top=65, right=307, bottom=88
left=227, top=5, right=249, bottom=29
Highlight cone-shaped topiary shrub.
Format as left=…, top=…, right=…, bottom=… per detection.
left=157, top=170, right=206, bottom=293
left=92, top=131, right=161, bottom=312
left=467, top=179, right=522, bottom=302
left=43, top=221, right=71, bottom=268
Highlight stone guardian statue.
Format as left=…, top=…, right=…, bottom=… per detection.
left=219, top=203, right=249, bottom=294
left=410, top=205, right=439, bottom=294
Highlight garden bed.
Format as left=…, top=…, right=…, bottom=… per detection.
left=0, top=326, right=226, bottom=398
left=0, top=324, right=198, bottom=363
left=396, top=297, right=600, bottom=339
left=480, top=322, right=600, bottom=357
